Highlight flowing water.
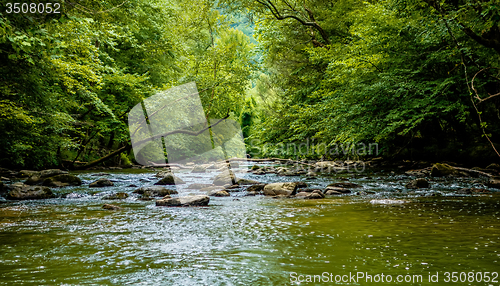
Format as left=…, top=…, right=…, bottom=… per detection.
left=0, top=164, right=499, bottom=285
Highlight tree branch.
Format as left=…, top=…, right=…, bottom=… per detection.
left=132, top=111, right=231, bottom=147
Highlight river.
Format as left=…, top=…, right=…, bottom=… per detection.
left=0, top=163, right=499, bottom=285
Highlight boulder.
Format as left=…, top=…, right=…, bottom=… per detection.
left=405, top=178, right=430, bottom=189
left=155, top=170, right=172, bottom=178
left=487, top=177, right=500, bottom=189
left=19, top=170, right=39, bottom=177
left=251, top=165, right=261, bottom=170
left=103, top=192, right=129, bottom=200
left=213, top=171, right=236, bottom=186
left=191, top=165, right=207, bottom=173
left=133, top=186, right=178, bottom=197
left=6, top=185, right=55, bottom=200
left=236, top=178, right=260, bottom=185
left=296, top=191, right=309, bottom=197
left=40, top=169, right=68, bottom=178
left=154, top=174, right=185, bottom=185
left=156, top=195, right=210, bottom=207
left=327, top=182, right=362, bottom=188
left=42, top=174, right=82, bottom=187
left=102, top=204, right=121, bottom=210
left=24, top=176, right=45, bottom=185
left=305, top=190, right=325, bottom=199
left=325, top=189, right=344, bottom=196
left=246, top=184, right=265, bottom=193
left=207, top=190, right=230, bottom=197
left=253, top=169, right=266, bottom=175
left=430, top=163, right=459, bottom=177
left=186, top=183, right=213, bottom=189
left=263, top=182, right=298, bottom=196
left=89, top=178, right=114, bottom=188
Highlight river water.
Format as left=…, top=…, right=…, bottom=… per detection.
left=0, top=163, right=499, bottom=285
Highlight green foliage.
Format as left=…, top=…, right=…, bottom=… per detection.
left=240, top=0, right=500, bottom=161
left=0, top=0, right=255, bottom=168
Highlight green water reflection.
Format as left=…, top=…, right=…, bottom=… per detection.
left=0, top=191, right=498, bottom=285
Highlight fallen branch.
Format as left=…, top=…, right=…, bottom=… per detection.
left=77, top=144, right=132, bottom=169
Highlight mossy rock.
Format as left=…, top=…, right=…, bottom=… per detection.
left=89, top=178, right=114, bottom=187
left=430, top=163, right=459, bottom=177
left=6, top=185, right=55, bottom=200
left=42, top=174, right=82, bottom=187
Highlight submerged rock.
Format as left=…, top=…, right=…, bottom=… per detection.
left=325, top=186, right=351, bottom=194
left=324, top=189, right=344, bottom=196
left=154, top=174, right=185, bottom=185
left=103, top=192, right=129, bottom=200
left=102, top=204, right=121, bottom=210
left=263, top=182, right=298, bottom=196
left=207, top=190, right=230, bottom=197
left=186, top=183, right=213, bottom=189
left=89, top=178, right=114, bottom=187
left=327, top=182, right=362, bottom=188
left=156, top=195, right=210, bottom=207
left=6, top=185, right=55, bottom=200
left=405, top=178, right=430, bottom=189
left=133, top=186, right=178, bottom=197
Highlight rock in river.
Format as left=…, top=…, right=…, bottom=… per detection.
left=263, top=182, right=298, bottom=196
left=487, top=178, right=500, bottom=189
left=102, top=204, right=121, bottom=210
left=26, top=173, right=82, bottom=187
left=89, top=178, right=114, bottom=187
left=327, top=182, right=362, bottom=188
left=207, top=190, right=230, bottom=197
left=133, top=186, right=178, bottom=197
left=405, top=178, right=429, bottom=189
left=103, top=192, right=129, bottom=200
left=154, top=174, right=185, bottom=185
left=213, top=170, right=236, bottom=186
left=430, top=163, right=460, bottom=177
left=156, top=195, right=210, bottom=207
left=6, top=184, right=55, bottom=200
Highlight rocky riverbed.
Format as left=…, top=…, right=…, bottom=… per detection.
left=0, top=160, right=499, bottom=285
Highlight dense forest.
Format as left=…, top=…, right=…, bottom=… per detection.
left=1, top=0, right=499, bottom=169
